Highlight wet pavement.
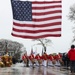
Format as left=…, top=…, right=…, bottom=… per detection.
left=0, top=64, right=73, bottom=75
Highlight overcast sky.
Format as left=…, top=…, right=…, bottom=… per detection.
left=0, top=0, right=75, bottom=55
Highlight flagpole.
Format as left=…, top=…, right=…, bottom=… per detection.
left=35, top=47, right=37, bottom=56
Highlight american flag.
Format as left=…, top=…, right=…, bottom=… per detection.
left=11, top=0, right=62, bottom=39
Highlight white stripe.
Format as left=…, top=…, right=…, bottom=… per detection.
left=33, top=13, right=61, bottom=19
left=13, top=19, right=61, bottom=25
left=12, top=31, right=61, bottom=36
left=13, top=25, right=61, bottom=30
left=32, top=8, right=61, bottom=13
left=32, top=3, right=61, bottom=7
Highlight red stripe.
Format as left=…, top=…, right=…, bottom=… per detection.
left=13, top=28, right=61, bottom=33
left=13, top=22, right=61, bottom=27
left=32, top=16, right=61, bottom=22
left=32, top=5, right=62, bottom=10
left=11, top=33, right=61, bottom=39
left=32, top=10, right=62, bottom=16
left=32, top=1, right=61, bottom=4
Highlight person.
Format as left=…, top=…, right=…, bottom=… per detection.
left=35, top=53, right=42, bottom=66
left=22, top=53, right=29, bottom=67
left=68, top=45, right=75, bottom=73
left=54, top=53, right=63, bottom=66
left=62, top=53, right=67, bottom=67
left=48, top=54, right=55, bottom=66
left=65, top=53, right=70, bottom=69
left=12, top=56, right=18, bottom=64
left=29, top=53, right=35, bottom=68
left=42, top=52, right=48, bottom=67
left=0, top=56, right=5, bottom=67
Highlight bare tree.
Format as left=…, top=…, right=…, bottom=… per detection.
left=32, top=38, right=52, bottom=52
left=68, top=4, right=75, bottom=22
left=68, top=3, right=75, bottom=43
left=0, top=39, right=25, bottom=59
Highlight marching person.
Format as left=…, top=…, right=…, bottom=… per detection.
left=55, top=53, right=63, bottom=66
left=68, top=45, right=75, bottom=74
left=35, top=53, right=42, bottom=67
left=51, top=54, right=56, bottom=67
left=29, top=52, right=35, bottom=68
left=22, top=53, right=29, bottom=67
left=42, top=52, right=48, bottom=67
left=47, top=54, right=53, bottom=66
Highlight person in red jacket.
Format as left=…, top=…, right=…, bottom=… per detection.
left=48, top=54, right=55, bottom=66
left=42, top=52, right=48, bottom=67
left=29, top=53, right=35, bottom=68
left=68, top=45, right=75, bottom=73
left=22, top=53, right=29, bottom=67
left=35, top=54, right=42, bottom=66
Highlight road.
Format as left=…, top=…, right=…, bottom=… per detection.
left=0, top=64, right=72, bottom=75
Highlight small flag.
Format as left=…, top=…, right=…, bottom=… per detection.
left=30, top=48, right=35, bottom=55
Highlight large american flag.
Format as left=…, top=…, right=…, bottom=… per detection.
left=11, top=0, right=62, bottom=39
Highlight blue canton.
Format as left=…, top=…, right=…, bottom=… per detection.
left=11, top=0, right=32, bottom=21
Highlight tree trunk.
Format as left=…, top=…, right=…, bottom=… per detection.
left=44, top=46, right=46, bottom=52
left=38, top=39, right=46, bottom=52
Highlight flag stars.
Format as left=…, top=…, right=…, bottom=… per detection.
left=11, top=1, right=32, bottom=21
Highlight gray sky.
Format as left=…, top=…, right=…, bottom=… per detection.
left=0, top=0, right=75, bottom=55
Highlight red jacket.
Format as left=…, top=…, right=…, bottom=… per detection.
left=55, top=54, right=62, bottom=61
left=48, top=55, right=54, bottom=61
left=42, top=53, right=48, bottom=60
left=68, top=48, right=75, bottom=61
left=22, top=55, right=27, bottom=60
left=29, top=54, right=35, bottom=60
left=35, top=55, right=41, bottom=60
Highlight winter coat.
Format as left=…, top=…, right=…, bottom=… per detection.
left=68, top=48, right=75, bottom=61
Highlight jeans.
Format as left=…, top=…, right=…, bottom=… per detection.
left=70, top=61, right=75, bottom=73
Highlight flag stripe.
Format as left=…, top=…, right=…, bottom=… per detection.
left=33, top=13, right=61, bottom=19
left=32, top=8, right=61, bottom=13
left=32, top=5, right=61, bottom=10
left=13, top=22, right=61, bottom=27
left=11, top=0, right=62, bottom=39
left=13, top=19, right=61, bottom=25
left=12, top=31, right=61, bottom=36
left=32, top=1, right=61, bottom=4
left=11, top=33, right=61, bottom=39
left=32, top=16, right=61, bottom=22
left=13, top=28, right=61, bottom=33
left=32, top=10, right=61, bottom=16
left=13, top=24, right=61, bottom=30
